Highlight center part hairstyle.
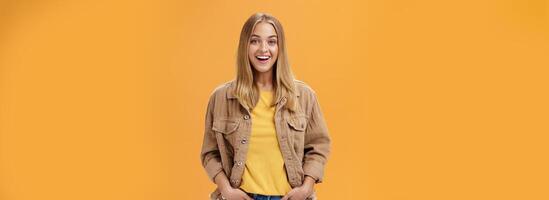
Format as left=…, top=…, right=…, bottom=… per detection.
left=234, top=12, right=299, bottom=112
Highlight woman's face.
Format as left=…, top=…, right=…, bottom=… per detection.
left=248, top=22, right=278, bottom=74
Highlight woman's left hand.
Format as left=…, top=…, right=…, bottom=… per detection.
left=281, top=176, right=315, bottom=200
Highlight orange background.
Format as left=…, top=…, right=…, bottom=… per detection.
left=1, top=0, right=548, bottom=199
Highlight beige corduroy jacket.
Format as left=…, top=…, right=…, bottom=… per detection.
left=200, top=79, right=331, bottom=200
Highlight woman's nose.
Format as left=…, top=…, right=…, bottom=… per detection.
left=260, top=42, right=268, bottom=52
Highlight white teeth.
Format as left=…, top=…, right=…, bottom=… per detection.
left=256, top=56, right=270, bottom=59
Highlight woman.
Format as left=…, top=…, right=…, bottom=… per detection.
left=200, top=13, right=331, bottom=200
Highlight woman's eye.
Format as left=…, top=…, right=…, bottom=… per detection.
left=268, top=40, right=277, bottom=45
left=250, top=39, right=258, bottom=44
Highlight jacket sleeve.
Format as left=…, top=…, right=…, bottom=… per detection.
left=200, top=92, right=223, bottom=183
left=302, top=90, right=331, bottom=183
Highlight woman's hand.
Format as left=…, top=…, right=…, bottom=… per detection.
left=214, top=172, right=252, bottom=200
left=281, top=176, right=315, bottom=200
left=219, top=187, right=253, bottom=200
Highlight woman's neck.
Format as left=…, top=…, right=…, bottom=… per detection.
left=254, top=70, right=274, bottom=91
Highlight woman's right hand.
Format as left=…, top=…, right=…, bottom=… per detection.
left=219, top=187, right=253, bottom=200
left=213, top=172, right=252, bottom=200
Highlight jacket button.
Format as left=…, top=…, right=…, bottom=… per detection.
left=237, top=161, right=243, bottom=166
left=241, top=139, right=247, bottom=144
left=243, top=115, right=250, bottom=120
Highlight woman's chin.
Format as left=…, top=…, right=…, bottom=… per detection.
left=252, top=64, right=274, bottom=73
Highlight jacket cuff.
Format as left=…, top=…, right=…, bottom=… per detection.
left=303, top=160, right=325, bottom=183
left=204, top=158, right=223, bottom=182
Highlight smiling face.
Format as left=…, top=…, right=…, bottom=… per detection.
left=248, top=22, right=279, bottom=74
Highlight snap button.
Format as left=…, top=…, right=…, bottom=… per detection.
left=243, top=115, right=250, bottom=120
left=241, top=139, right=247, bottom=144
left=237, top=161, right=243, bottom=166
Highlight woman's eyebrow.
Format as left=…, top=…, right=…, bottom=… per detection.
left=251, top=34, right=278, bottom=38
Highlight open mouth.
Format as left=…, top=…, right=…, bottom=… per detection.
left=255, top=55, right=271, bottom=63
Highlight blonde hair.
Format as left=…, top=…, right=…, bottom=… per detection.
left=234, top=12, right=299, bottom=112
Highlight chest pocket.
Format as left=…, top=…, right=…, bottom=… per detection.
left=287, top=115, right=308, bottom=162
left=287, top=116, right=307, bottom=132
left=212, top=118, right=240, bottom=145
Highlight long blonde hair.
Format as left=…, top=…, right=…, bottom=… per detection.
left=234, top=12, right=299, bottom=112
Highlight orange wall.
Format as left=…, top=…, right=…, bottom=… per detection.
left=1, top=0, right=548, bottom=199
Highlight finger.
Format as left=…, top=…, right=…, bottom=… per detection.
left=281, top=192, right=293, bottom=200
left=239, top=191, right=252, bottom=200
left=239, top=193, right=252, bottom=200
left=290, top=191, right=305, bottom=200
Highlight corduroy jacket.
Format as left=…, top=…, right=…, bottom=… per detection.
left=200, top=79, right=331, bottom=200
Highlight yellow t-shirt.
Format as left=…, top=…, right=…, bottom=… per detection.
left=240, top=90, right=292, bottom=195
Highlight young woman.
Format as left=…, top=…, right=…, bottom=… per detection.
left=200, top=13, right=331, bottom=200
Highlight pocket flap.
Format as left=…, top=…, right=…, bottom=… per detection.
left=212, top=118, right=240, bottom=134
left=287, top=116, right=307, bottom=131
